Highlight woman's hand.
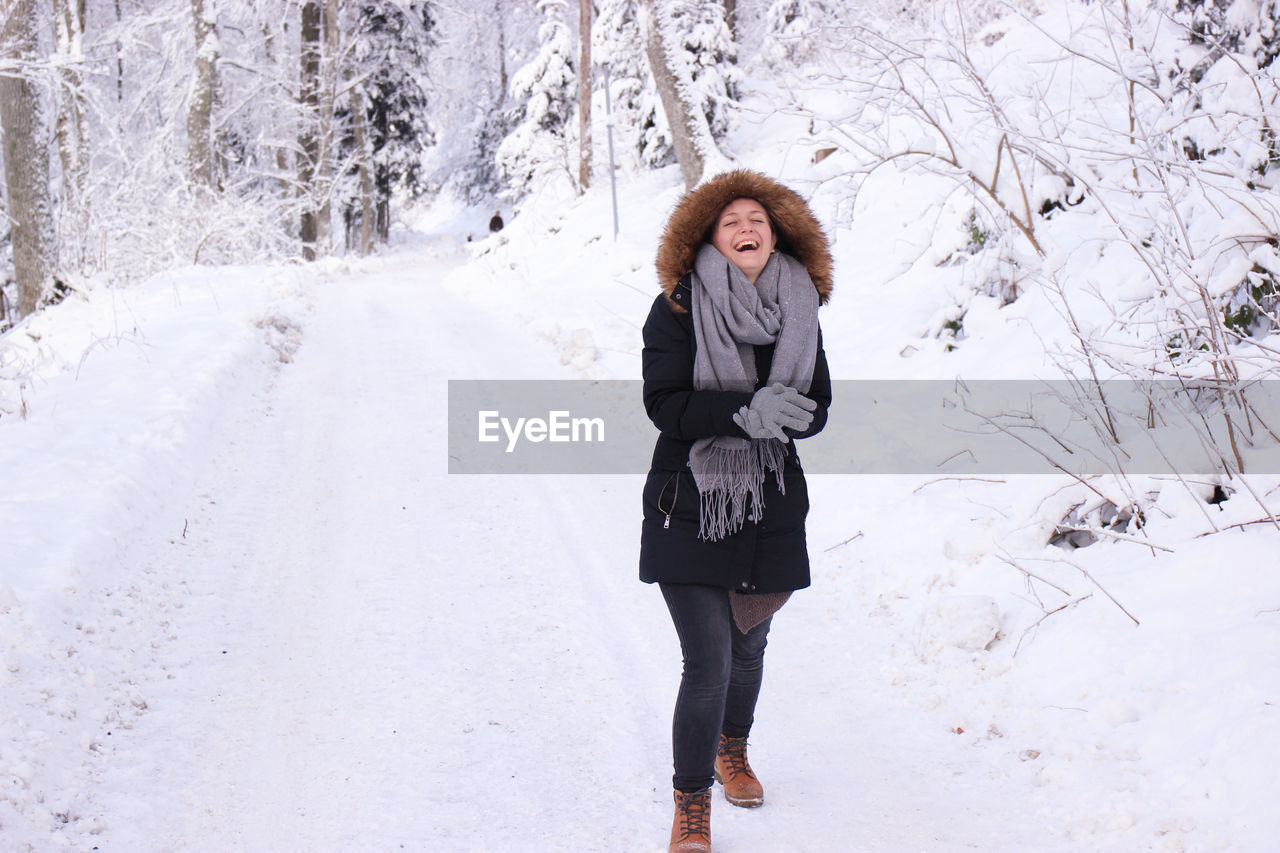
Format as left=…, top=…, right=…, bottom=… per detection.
left=733, top=406, right=783, bottom=441
left=733, top=383, right=817, bottom=442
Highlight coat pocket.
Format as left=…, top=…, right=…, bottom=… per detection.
left=642, top=470, right=679, bottom=529
left=643, top=469, right=702, bottom=531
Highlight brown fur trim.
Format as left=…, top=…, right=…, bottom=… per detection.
left=655, top=169, right=833, bottom=313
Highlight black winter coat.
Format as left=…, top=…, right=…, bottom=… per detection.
left=638, top=276, right=832, bottom=593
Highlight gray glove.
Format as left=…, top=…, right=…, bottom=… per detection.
left=732, top=383, right=817, bottom=442
left=733, top=405, right=781, bottom=441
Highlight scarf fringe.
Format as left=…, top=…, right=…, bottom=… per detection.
left=696, top=439, right=788, bottom=542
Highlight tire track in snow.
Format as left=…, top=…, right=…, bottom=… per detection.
left=90, top=253, right=674, bottom=851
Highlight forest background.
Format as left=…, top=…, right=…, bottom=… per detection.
left=3, top=0, right=1269, bottom=330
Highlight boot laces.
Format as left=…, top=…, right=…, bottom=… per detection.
left=675, top=790, right=710, bottom=840
left=719, top=737, right=756, bottom=779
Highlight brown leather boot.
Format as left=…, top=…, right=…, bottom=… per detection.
left=669, top=788, right=712, bottom=852
left=713, top=734, right=764, bottom=807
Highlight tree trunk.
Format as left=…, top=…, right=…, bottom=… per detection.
left=723, top=0, right=737, bottom=42
left=299, top=0, right=322, bottom=260
left=349, top=86, right=375, bottom=255
left=578, top=0, right=592, bottom=192
left=0, top=0, right=57, bottom=317
left=262, top=19, right=292, bottom=197
left=188, top=0, right=218, bottom=187
left=497, top=0, right=508, bottom=104
left=318, top=0, right=340, bottom=254
left=376, top=198, right=390, bottom=243
left=53, top=0, right=90, bottom=268
left=114, top=0, right=124, bottom=104
left=637, top=0, right=709, bottom=190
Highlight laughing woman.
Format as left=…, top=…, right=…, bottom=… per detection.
left=640, top=170, right=833, bottom=852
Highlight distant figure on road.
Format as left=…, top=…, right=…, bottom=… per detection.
left=488, top=210, right=504, bottom=233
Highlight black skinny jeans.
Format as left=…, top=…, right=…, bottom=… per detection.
left=660, top=582, right=772, bottom=794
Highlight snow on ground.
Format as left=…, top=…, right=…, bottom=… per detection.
left=1, top=175, right=1276, bottom=850
left=0, top=234, right=1079, bottom=852
left=4, top=4, right=1280, bottom=849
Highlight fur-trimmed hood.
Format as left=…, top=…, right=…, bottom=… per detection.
left=655, top=169, right=833, bottom=312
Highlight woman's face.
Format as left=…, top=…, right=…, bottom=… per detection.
left=711, top=198, right=777, bottom=284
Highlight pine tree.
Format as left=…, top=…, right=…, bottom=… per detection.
left=636, top=0, right=736, bottom=187
left=341, top=1, right=436, bottom=244
left=666, top=0, right=739, bottom=144
left=634, top=0, right=738, bottom=176
left=764, top=0, right=829, bottom=67
left=497, top=0, right=578, bottom=202
left=595, top=0, right=668, bottom=169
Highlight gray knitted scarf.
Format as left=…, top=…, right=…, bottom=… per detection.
left=689, top=242, right=819, bottom=542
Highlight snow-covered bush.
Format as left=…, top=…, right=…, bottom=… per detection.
left=773, top=0, right=1274, bottom=537
left=1176, top=0, right=1280, bottom=70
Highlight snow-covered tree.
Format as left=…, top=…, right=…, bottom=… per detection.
left=665, top=0, right=740, bottom=144
left=637, top=0, right=737, bottom=188
left=578, top=0, right=592, bottom=191
left=340, top=1, right=436, bottom=245
left=763, top=0, right=829, bottom=67
left=423, top=0, right=508, bottom=204
left=92, top=2, right=313, bottom=271
left=497, top=0, right=578, bottom=202
left=594, top=0, right=664, bottom=168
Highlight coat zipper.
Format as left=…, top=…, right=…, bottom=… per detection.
left=658, top=471, right=679, bottom=529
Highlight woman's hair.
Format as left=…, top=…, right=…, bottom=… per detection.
left=656, top=169, right=833, bottom=307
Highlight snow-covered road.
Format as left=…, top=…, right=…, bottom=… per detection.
left=84, top=256, right=673, bottom=849
left=69, top=251, right=1084, bottom=852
